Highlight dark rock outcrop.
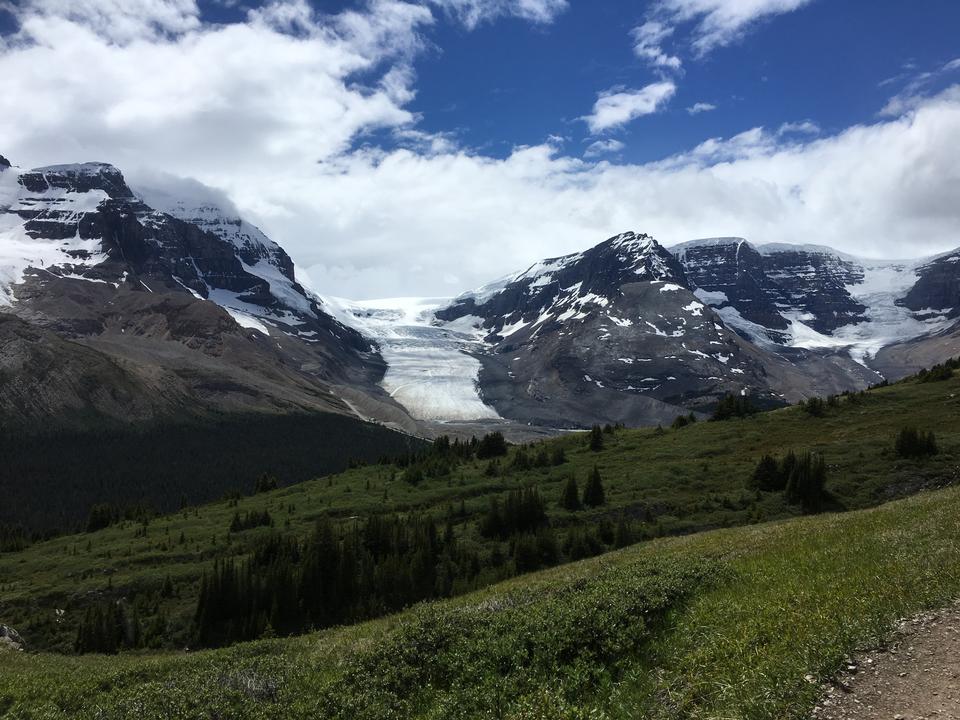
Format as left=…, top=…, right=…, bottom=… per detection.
left=899, top=250, right=960, bottom=318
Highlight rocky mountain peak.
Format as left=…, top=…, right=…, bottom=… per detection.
left=0, top=155, right=10, bottom=170
left=437, top=231, right=688, bottom=334
left=23, top=162, right=134, bottom=199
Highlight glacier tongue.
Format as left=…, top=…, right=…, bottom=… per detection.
left=322, top=296, right=501, bottom=422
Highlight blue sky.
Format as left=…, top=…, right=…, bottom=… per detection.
left=1, top=0, right=959, bottom=297
left=168, top=0, right=960, bottom=163
left=406, top=0, right=960, bottom=161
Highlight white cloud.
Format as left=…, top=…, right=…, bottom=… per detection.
left=652, top=0, right=816, bottom=55
left=4, top=0, right=201, bottom=44
left=582, top=82, right=677, bottom=133
left=583, top=139, right=625, bottom=157
left=687, top=101, right=716, bottom=114
left=428, top=0, right=567, bottom=29
left=631, top=21, right=682, bottom=70
left=298, top=86, right=960, bottom=295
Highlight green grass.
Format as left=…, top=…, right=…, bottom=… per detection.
left=3, top=485, right=960, bottom=718
left=2, top=374, right=958, bottom=652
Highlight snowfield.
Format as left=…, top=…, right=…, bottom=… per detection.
left=321, top=296, right=501, bottom=422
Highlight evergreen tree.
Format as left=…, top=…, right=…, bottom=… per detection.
left=550, top=446, right=567, bottom=466
left=785, top=452, right=827, bottom=514
left=582, top=465, right=606, bottom=507
left=588, top=425, right=604, bottom=452
left=751, top=454, right=782, bottom=491
left=710, top=394, right=758, bottom=421
left=476, top=432, right=508, bottom=459
left=560, top=475, right=581, bottom=511
left=894, top=427, right=938, bottom=458
left=254, top=473, right=279, bottom=494
left=613, top=515, right=634, bottom=549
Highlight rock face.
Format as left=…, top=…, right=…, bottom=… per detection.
left=672, top=238, right=959, bottom=360
left=674, top=238, right=788, bottom=333
left=899, top=250, right=960, bottom=318
left=0, top=156, right=408, bottom=431
left=0, top=625, right=24, bottom=652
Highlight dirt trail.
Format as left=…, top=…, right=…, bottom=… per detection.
left=813, top=605, right=960, bottom=719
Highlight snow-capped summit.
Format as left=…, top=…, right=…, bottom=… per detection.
left=440, top=231, right=687, bottom=342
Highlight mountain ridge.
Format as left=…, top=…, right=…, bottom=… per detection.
left=2, top=154, right=959, bottom=433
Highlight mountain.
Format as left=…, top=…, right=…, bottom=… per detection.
left=3, top=155, right=958, bottom=436
left=674, top=238, right=959, bottom=368
left=425, top=232, right=898, bottom=427
left=0, top=158, right=413, bottom=431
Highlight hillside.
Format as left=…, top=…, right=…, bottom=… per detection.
left=3, top=477, right=960, bottom=718
left=1, top=367, right=957, bottom=656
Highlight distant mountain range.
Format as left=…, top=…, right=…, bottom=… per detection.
left=2, top=155, right=958, bottom=434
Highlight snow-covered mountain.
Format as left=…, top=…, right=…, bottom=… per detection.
left=674, top=238, right=957, bottom=365
left=3, top=153, right=957, bottom=432
left=329, top=233, right=959, bottom=429
left=0, top=156, right=403, bottom=429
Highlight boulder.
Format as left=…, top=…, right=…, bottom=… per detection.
left=0, top=624, right=24, bottom=651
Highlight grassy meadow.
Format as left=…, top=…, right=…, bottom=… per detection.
left=0, top=370, right=958, bottom=717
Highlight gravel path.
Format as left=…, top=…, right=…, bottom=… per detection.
left=813, top=605, right=960, bottom=719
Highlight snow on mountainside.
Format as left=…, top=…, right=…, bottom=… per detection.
left=440, top=231, right=687, bottom=340
left=0, top=158, right=365, bottom=353
left=674, top=238, right=959, bottom=366
left=0, top=163, right=114, bottom=305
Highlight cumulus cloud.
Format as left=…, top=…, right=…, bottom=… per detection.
left=299, top=86, right=960, bottom=295
left=3, top=0, right=201, bottom=44
left=687, top=102, right=716, bottom=114
left=582, top=82, right=677, bottom=133
left=2, top=0, right=959, bottom=299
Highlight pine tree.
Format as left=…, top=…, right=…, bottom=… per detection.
left=613, top=515, right=634, bottom=549
left=550, top=446, right=566, bottom=466
left=582, top=465, right=606, bottom=507
left=560, top=475, right=581, bottom=511
left=785, top=452, right=827, bottom=514
left=751, top=454, right=782, bottom=491
left=895, top=427, right=938, bottom=458
left=588, top=425, right=604, bottom=452
left=476, top=432, right=508, bottom=459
